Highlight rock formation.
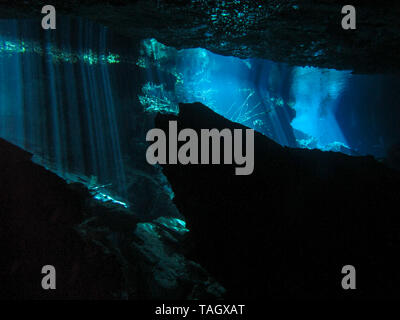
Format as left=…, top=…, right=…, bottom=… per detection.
left=0, top=137, right=223, bottom=299
left=156, top=103, right=400, bottom=299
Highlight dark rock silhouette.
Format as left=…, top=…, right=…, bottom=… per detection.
left=385, top=142, right=400, bottom=171
left=0, top=137, right=223, bottom=299
left=0, top=138, right=124, bottom=299
left=155, top=102, right=400, bottom=299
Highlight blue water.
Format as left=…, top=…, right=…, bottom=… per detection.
left=138, top=38, right=400, bottom=157
left=1, top=18, right=400, bottom=208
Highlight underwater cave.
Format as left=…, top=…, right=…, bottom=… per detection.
left=1, top=0, right=400, bottom=302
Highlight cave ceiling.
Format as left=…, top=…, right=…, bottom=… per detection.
left=1, top=0, right=399, bottom=73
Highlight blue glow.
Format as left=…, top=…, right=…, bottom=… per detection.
left=139, top=82, right=179, bottom=115
left=138, top=39, right=388, bottom=156
left=0, top=37, right=122, bottom=65
left=1, top=17, right=399, bottom=221
left=92, top=190, right=129, bottom=208
left=0, top=18, right=128, bottom=200
left=155, top=217, right=189, bottom=234
left=138, top=39, right=298, bottom=147
left=290, top=66, right=352, bottom=151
